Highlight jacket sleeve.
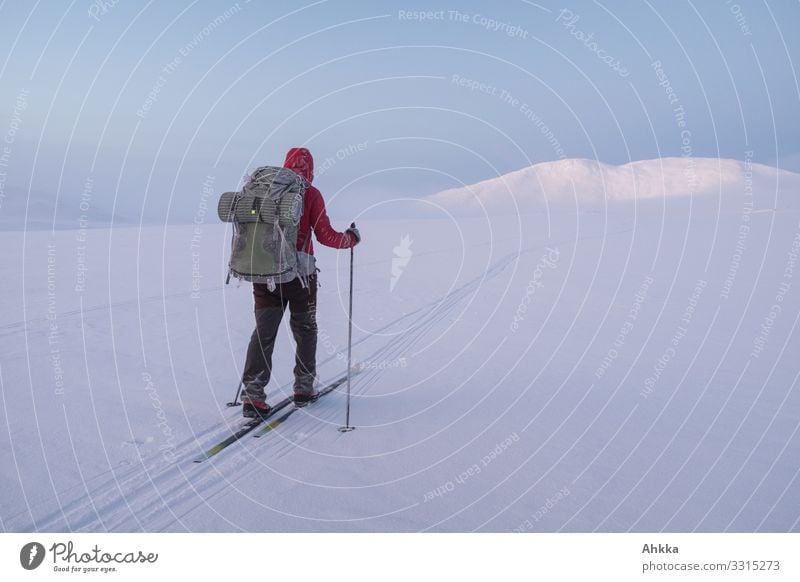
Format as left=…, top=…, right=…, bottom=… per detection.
left=308, top=188, right=356, bottom=249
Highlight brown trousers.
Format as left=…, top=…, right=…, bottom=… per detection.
left=241, top=275, right=317, bottom=402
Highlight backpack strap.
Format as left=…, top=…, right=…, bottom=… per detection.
left=272, top=199, right=281, bottom=241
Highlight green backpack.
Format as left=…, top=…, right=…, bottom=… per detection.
left=218, top=166, right=306, bottom=289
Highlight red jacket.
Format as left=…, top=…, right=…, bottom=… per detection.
left=283, top=147, right=356, bottom=254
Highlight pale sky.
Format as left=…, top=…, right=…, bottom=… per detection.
left=0, top=0, right=797, bottom=224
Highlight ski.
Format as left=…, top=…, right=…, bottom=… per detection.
left=192, top=366, right=362, bottom=462
left=192, top=396, right=293, bottom=463
left=253, top=367, right=362, bottom=438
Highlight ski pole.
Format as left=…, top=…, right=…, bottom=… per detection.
left=227, top=381, right=243, bottom=407
left=339, top=222, right=356, bottom=433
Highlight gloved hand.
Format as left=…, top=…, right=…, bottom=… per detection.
left=346, top=226, right=361, bottom=246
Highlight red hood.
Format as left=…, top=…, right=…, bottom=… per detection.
left=283, top=147, right=314, bottom=183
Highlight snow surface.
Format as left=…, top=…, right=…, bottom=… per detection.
left=1, top=159, right=799, bottom=532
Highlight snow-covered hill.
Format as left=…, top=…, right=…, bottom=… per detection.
left=428, top=157, right=800, bottom=214
left=1, top=164, right=799, bottom=532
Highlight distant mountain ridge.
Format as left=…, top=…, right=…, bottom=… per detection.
left=428, top=157, right=800, bottom=214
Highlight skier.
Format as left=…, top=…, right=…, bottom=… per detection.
left=239, top=147, right=360, bottom=418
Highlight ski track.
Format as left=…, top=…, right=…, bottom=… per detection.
left=0, top=288, right=219, bottom=334
left=142, top=244, right=524, bottom=531
left=14, top=419, right=225, bottom=532
left=12, top=243, right=525, bottom=531
left=153, top=257, right=508, bottom=531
